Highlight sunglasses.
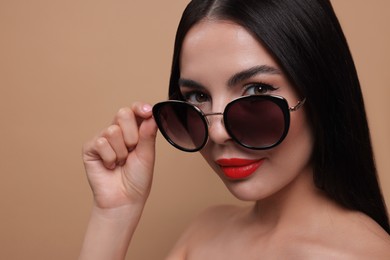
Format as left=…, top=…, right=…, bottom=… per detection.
left=152, top=95, right=306, bottom=152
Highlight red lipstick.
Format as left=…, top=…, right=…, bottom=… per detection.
left=216, top=158, right=264, bottom=180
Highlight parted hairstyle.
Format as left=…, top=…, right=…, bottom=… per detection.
left=168, top=0, right=389, bottom=233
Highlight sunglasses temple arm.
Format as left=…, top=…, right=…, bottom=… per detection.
left=289, top=98, right=306, bottom=112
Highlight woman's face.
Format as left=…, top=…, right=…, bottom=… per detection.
left=179, top=20, right=314, bottom=201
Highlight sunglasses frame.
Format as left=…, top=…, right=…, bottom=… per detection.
left=153, top=95, right=305, bottom=152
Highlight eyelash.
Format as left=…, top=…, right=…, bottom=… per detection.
left=243, top=82, right=278, bottom=96
left=182, top=91, right=210, bottom=104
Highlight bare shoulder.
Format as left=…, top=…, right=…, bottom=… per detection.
left=165, top=204, right=244, bottom=260
left=303, top=208, right=390, bottom=259
left=342, top=211, right=390, bottom=257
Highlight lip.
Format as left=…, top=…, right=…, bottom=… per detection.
left=216, top=158, right=264, bottom=180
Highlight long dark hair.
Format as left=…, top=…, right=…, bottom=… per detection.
left=168, top=0, right=389, bottom=233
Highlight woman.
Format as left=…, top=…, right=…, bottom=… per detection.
left=80, top=0, right=390, bottom=259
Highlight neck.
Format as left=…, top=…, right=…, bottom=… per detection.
left=250, top=166, right=331, bottom=232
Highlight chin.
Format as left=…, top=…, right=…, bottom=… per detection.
left=222, top=179, right=274, bottom=202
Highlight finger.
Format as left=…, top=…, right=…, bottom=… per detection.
left=115, top=107, right=139, bottom=148
left=131, top=102, right=153, bottom=123
left=103, top=125, right=129, bottom=166
left=115, top=103, right=153, bottom=148
left=95, top=137, right=117, bottom=169
left=134, top=115, right=158, bottom=164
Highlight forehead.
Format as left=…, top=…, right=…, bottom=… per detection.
left=180, top=19, right=281, bottom=77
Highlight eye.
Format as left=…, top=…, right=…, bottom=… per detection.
left=182, top=91, right=210, bottom=104
left=243, top=83, right=277, bottom=96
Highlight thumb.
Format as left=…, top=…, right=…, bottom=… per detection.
left=134, top=116, right=158, bottom=163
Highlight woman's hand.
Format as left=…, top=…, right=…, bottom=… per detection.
left=80, top=102, right=158, bottom=260
left=82, top=102, right=158, bottom=210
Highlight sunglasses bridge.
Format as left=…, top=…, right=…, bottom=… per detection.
left=201, top=112, right=224, bottom=127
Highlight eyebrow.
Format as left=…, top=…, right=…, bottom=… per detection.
left=178, top=78, right=205, bottom=90
left=227, top=65, right=281, bottom=87
left=178, top=65, right=281, bottom=89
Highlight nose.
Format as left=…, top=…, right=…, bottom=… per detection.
left=204, top=112, right=232, bottom=145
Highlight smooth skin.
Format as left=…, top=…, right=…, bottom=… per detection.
left=80, top=20, right=390, bottom=259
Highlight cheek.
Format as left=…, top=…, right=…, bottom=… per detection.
left=270, top=110, right=314, bottom=170
left=199, top=144, right=225, bottom=177
left=199, top=146, right=213, bottom=167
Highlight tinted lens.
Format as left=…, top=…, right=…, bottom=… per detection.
left=225, top=96, right=287, bottom=149
left=154, top=102, right=207, bottom=151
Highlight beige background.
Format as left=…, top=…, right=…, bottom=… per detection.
left=0, top=0, right=389, bottom=259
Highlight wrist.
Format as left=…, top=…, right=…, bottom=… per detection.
left=80, top=203, right=145, bottom=260
left=91, top=202, right=145, bottom=221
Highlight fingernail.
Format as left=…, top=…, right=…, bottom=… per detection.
left=142, top=104, right=152, bottom=112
